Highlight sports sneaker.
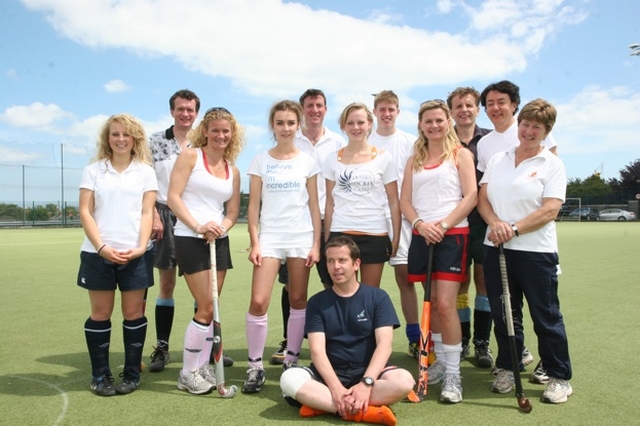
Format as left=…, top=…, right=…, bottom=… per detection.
left=223, top=353, right=234, bottom=367
left=242, top=367, right=266, bottom=393
left=541, top=377, right=572, bottom=404
left=270, top=341, right=287, bottom=365
left=427, top=360, right=446, bottom=385
left=522, top=347, right=534, bottom=366
left=149, top=344, right=170, bottom=372
left=408, top=341, right=419, bottom=360
left=282, top=360, right=298, bottom=372
left=439, top=373, right=463, bottom=403
left=530, top=360, right=549, bottom=384
left=200, top=365, right=217, bottom=388
left=115, top=372, right=140, bottom=395
left=177, top=369, right=214, bottom=395
left=90, top=374, right=115, bottom=397
left=474, top=345, right=494, bottom=368
left=460, top=343, right=470, bottom=360
left=491, top=368, right=515, bottom=394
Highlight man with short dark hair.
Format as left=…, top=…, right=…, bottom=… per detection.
left=147, top=89, right=200, bottom=372
left=280, top=236, right=414, bottom=425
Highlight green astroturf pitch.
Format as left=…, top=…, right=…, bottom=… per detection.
left=0, top=223, right=638, bottom=425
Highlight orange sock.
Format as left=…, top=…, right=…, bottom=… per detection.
left=299, top=405, right=331, bottom=418
left=342, top=405, right=397, bottom=426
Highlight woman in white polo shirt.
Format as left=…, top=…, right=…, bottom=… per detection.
left=77, top=114, right=157, bottom=397
left=478, top=99, right=572, bottom=404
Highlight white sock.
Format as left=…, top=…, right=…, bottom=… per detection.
left=443, top=343, right=462, bottom=375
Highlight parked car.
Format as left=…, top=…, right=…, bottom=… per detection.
left=557, top=205, right=572, bottom=218
left=598, top=208, right=636, bottom=221
left=569, top=207, right=600, bottom=221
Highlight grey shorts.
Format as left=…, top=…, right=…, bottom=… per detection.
left=153, top=202, right=177, bottom=270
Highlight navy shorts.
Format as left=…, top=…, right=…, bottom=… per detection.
left=153, top=202, right=178, bottom=270
left=329, top=232, right=391, bottom=264
left=174, top=235, right=232, bottom=275
left=77, top=249, right=155, bottom=291
left=408, top=229, right=469, bottom=283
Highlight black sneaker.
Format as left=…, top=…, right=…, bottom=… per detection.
left=460, top=342, right=470, bottom=360
left=474, top=345, right=494, bottom=368
left=242, top=367, right=266, bottom=393
left=115, top=372, right=140, bottom=395
left=90, top=374, right=116, bottom=397
left=223, top=353, right=234, bottom=367
left=149, top=344, right=170, bottom=372
left=270, top=340, right=287, bottom=365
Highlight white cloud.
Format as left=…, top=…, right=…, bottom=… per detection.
left=19, top=0, right=588, bottom=98
left=436, top=0, right=455, bottom=14
left=0, top=145, right=42, bottom=163
left=104, top=79, right=131, bottom=93
left=6, top=69, right=20, bottom=82
left=553, top=85, right=640, bottom=155
left=0, top=102, right=75, bottom=130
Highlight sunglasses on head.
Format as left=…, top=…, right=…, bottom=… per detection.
left=205, top=107, right=232, bottom=115
left=420, top=99, right=446, bottom=108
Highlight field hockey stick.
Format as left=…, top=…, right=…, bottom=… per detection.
left=408, top=243, right=435, bottom=402
left=498, top=244, right=532, bottom=413
left=210, top=240, right=238, bottom=398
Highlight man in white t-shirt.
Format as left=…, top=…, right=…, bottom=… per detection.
left=272, top=88, right=347, bottom=365
left=368, top=90, right=420, bottom=359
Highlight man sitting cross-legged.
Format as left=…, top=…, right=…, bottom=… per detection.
left=280, top=236, right=414, bottom=426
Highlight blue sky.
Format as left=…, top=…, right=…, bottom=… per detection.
left=1, top=0, right=639, bottom=204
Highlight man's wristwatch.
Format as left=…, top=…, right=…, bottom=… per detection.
left=511, top=224, right=520, bottom=237
left=361, top=376, right=374, bottom=386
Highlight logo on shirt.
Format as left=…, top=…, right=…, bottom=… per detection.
left=337, top=169, right=375, bottom=195
left=528, top=171, right=538, bottom=179
left=356, top=310, right=368, bottom=322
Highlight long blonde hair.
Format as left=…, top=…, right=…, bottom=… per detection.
left=190, top=108, right=245, bottom=164
left=93, top=114, right=151, bottom=164
left=411, top=100, right=460, bottom=171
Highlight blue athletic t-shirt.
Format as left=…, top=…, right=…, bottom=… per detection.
left=305, top=283, right=400, bottom=370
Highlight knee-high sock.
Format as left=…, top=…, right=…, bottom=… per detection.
left=443, top=343, right=462, bottom=375
left=432, top=333, right=444, bottom=362
left=284, top=308, right=305, bottom=363
left=123, top=316, right=147, bottom=375
left=201, top=322, right=214, bottom=368
left=84, top=318, right=111, bottom=378
left=457, top=293, right=471, bottom=345
left=473, top=295, right=492, bottom=344
left=246, top=313, right=268, bottom=369
left=155, top=298, right=174, bottom=346
left=182, top=319, right=209, bottom=374
left=405, top=323, right=420, bottom=345
left=281, top=287, right=290, bottom=340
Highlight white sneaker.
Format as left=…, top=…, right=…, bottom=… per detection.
left=529, top=361, right=549, bottom=384
left=199, top=365, right=217, bottom=388
left=541, top=378, right=572, bottom=404
left=177, top=370, right=214, bottom=395
left=522, top=347, right=534, bottom=366
left=427, top=360, right=446, bottom=385
left=439, top=374, right=463, bottom=403
left=491, top=368, right=515, bottom=394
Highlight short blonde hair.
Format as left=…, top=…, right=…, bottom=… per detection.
left=338, top=102, right=374, bottom=137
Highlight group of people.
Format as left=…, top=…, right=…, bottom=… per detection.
left=76, top=81, right=573, bottom=425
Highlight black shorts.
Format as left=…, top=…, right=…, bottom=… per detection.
left=77, top=249, right=155, bottom=291
left=408, top=229, right=469, bottom=283
left=329, top=232, right=391, bottom=264
left=467, top=222, right=487, bottom=266
left=174, top=235, right=232, bottom=275
left=153, top=202, right=178, bottom=270
left=308, top=364, right=399, bottom=388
